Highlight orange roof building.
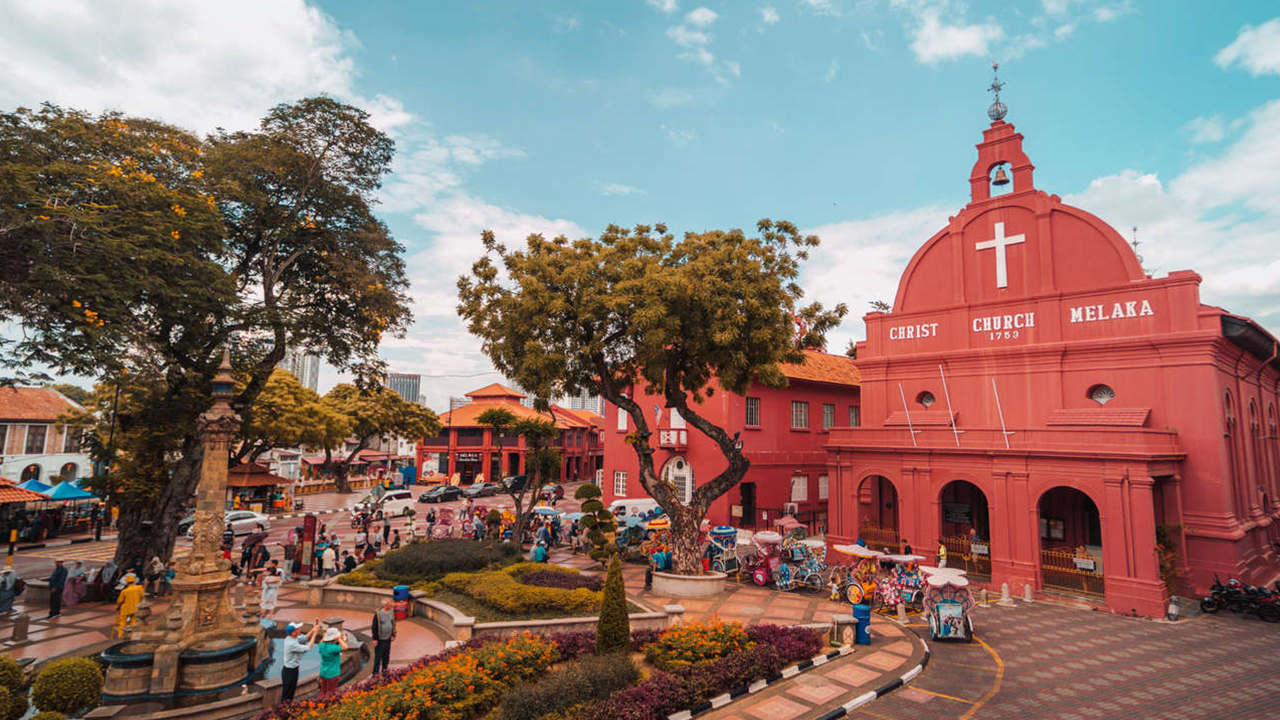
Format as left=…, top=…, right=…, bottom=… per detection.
left=0, top=387, right=91, bottom=486
left=417, top=384, right=604, bottom=484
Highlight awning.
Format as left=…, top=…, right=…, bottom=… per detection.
left=46, top=481, right=94, bottom=501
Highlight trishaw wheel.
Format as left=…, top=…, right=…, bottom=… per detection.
left=845, top=584, right=864, bottom=605
left=964, top=615, right=975, bottom=642
left=927, top=615, right=937, bottom=641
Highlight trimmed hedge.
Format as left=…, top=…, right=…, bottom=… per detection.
left=497, top=652, right=639, bottom=720
left=520, top=569, right=603, bottom=591
left=439, top=563, right=601, bottom=615
left=372, top=539, right=519, bottom=584
left=30, top=712, right=67, bottom=720
left=31, top=657, right=102, bottom=716
left=595, top=555, right=629, bottom=654
left=0, top=656, right=24, bottom=720
left=643, top=620, right=753, bottom=670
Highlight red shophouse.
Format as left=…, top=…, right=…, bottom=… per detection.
left=416, top=383, right=603, bottom=484
left=602, top=350, right=860, bottom=530
left=826, top=114, right=1280, bottom=618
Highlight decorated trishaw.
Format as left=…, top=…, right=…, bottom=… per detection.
left=741, top=530, right=782, bottom=586
left=829, top=544, right=883, bottom=604
left=431, top=508, right=455, bottom=539
left=920, top=566, right=975, bottom=642
left=704, top=525, right=741, bottom=574
left=642, top=517, right=673, bottom=571
left=616, top=515, right=649, bottom=561
left=774, top=537, right=827, bottom=591
left=879, top=554, right=926, bottom=610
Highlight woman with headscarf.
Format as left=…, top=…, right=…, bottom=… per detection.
left=64, top=560, right=87, bottom=606
left=259, top=564, right=281, bottom=618
left=92, top=558, right=118, bottom=602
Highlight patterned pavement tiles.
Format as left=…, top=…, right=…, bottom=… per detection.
left=850, top=600, right=1280, bottom=720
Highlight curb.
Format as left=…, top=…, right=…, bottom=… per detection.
left=668, top=646, right=855, bottom=720
left=812, top=639, right=931, bottom=720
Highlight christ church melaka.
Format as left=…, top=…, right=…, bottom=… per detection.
left=826, top=111, right=1280, bottom=618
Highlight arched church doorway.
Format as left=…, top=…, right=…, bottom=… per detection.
left=1038, top=486, right=1105, bottom=596
left=856, top=475, right=900, bottom=552
left=938, top=480, right=991, bottom=580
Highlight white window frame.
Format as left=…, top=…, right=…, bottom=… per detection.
left=617, top=408, right=628, bottom=431
left=613, top=470, right=628, bottom=497
left=745, top=397, right=761, bottom=427
left=818, top=474, right=829, bottom=500
left=790, top=474, right=808, bottom=502
left=822, top=403, right=835, bottom=430
left=849, top=406, right=860, bottom=427
left=791, top=401, right=809, bottom=430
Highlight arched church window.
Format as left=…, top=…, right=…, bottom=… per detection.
left=915, top=391, right=936, bottom=408
left=1087, top=384, right=1115, bottom=406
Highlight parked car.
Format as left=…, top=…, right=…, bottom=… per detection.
left=356, top=489, right=416, bottom=516
left=463, top=481, right=502, bottom=498
left=188, top=510, right=270, bottom=537
left=420, top=484, right=464, bottom=503
left=501, top=474, right=528, bottom=492
left=177, top=513, right=196, bottom=536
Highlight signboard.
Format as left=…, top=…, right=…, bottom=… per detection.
left=971, top=542, right=989, bottom=556
left=456, top=453, right=481, bottom=462
left=1039, top=517, right=1066, bottom=541
left=297, top=514, right=316, bottom=579
left=1072, top=556, right=1097, bottom=572
left=943, top=502, right=972, bottom=525
left=730, top=504, right=743, bottom=518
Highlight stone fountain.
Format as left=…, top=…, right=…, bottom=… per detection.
left=102, top=349, right=268, bottom=700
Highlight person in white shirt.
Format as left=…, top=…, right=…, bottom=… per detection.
left=321, top=545, right=337, bottom=578
left=280, top=622, right=319, bottom=702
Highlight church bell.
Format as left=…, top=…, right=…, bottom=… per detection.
left=992, top=167, right=1010, bottom=186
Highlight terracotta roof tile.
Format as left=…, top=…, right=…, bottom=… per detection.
left=1046, top=408, right=1151, bottom=427
left=440, top=401, right=584, bottom=429
left=0, top=477, right=50, bottom=503
left=0, top=387, right=83, bottom=422
left=464, top=383, right=527, bottom=399
left=778, top=350, right=860, bottom=388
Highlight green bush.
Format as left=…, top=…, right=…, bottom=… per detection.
left=440, top=563, right=600, bottom=615
left=336, top=561, right=431, bottom=592
left=497, top=652, right=639, bottom=720
left=0, top=656, right=24, bottom=720
left=4, top=691, right=27, bottom=720
left=31, top=657, right=102, bottom=715
left=373, top=539, right=518, bottom=584
left=644, top=620, right=754, bottom=670
left=0, top=656, right=21, bottom=696
left=30, top=712, right=66, bottom=720
left=595, top=555, right=630, bottom=654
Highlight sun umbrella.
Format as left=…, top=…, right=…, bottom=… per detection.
left=16, top=479, right=52, bottom=494
left=564, top=512, right=585, bottom=520
left=45, top=481, right=93, bottom=501
left=532, top=506, right=562, bottom=516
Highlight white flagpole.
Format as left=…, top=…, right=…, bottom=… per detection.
left=991, top=378, right=1014, bottom=449
left=938, top=364, right=962, bottom=447
left=898, top=383, right=919, bottom=447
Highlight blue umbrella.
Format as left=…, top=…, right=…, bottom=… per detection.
left=532, top=506, right=562, bottom=516
left=564, top=512, right=585, bottom=520
left=16, top=479, right=51, bottom=494
left=46, top=481, right=93, bottom=501
left=624, top=515, right=646, bottom=528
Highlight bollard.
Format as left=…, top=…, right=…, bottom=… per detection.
left=896, top=602, right=907, bottom=621
left=997, top=582, right=1015, bottom=607
left=10, top=612, right=29, bottom=642
left=1023, top=584, right=1034, bottom=603
left=980, top=588, right=989, bottom=606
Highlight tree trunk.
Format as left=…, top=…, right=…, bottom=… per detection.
left=667, top=504, right=705, bottom=575
left=333, top=463, right=351, bottom=493
left=113, top=438, right=204, bottom=567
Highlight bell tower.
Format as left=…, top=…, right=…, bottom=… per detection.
left=969, top=63, right=1035, bottom=203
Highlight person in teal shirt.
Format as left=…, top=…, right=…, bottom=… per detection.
left=317, top=624, right=349, bottom=698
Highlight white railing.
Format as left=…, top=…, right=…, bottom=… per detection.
left=658, top=429, right=687, bottom=447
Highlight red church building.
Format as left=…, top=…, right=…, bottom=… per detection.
left=603, top=350, right=860, bottom=531
left=826, top=112, right=1280, bottom=617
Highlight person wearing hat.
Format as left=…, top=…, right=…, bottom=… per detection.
left=115, top=573, right=145, bottom=637
left=317, top=623, right=349, bottom=698
left=281, top=621, right=320, bottom=703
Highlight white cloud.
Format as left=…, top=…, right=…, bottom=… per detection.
left=1054, top=23, right=1075, bottom=39
left=687, top=7, right=718, bottom=27
left=761, top=6, right=781, bottom=25
left=647, top=0, right=680, bottom=13
left=379, top=134, right=525, bottom=213
left=906, top=9, right=1004, bottom=64
left=1041, top=0, right=1071, bottom=14
left=0, top=0, right=408, bottom=135
left=649, top=88, right=697, bottom=108
left=802, top=0, right=840, bottom=16
left=1214, top=18, right=1280, bottom=77
left=1093, top=1, right=1134, bottom=23
left=665, top=20, right=740, bottom=84
left=1184, top=115, right=1228, bottom=144
left=1171, top=99, right=1280, bottom=215
left=769, top=120, right=786, bottom=133
left=555, top=16, right=579, bottom=32
left=667, top=24, right=710, bottom=47
left=600, top=182, right=648, bottom=196
left=660, top=124, right=698, bottom=144
left=824, top=58, right=840, bottom=83
left=861, top=29, right=884, bottom=52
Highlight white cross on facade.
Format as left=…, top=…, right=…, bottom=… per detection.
left=974, top=222, right=1026, bottom=289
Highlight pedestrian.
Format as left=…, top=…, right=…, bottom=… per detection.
left=47, top=559, right=67, bottom=618
left=382, top=519, right=390, bottom=545
left=251, top=543, right=271, bottom=586
left=371, top=598, right=397, bottom=674
left=569, top=519, right=581, bottom=554
left=902, top=539, right=913, bottom=556
left=321, top=543, right=337, bottom=578
left=161, top=561, right=175, bottom=597
left=115, top=573, right=144, bottom=636
left=937, top=540, right=948, bottom=568
left=280, top=622, right=319, bottom=703
left=341, top=550, right=357, bottom=573
left=355, top=527, right=367, bottom=555
left=0, top=567, right=19, bottom=614
left=363, top=542, right=377, bottom=562
left=317, top=625, right=348, bottom=698
left=260, top=565, right=281, bottom=618
left=532, top=541, right=548, bottom=563
left=282, top=541, right=295, bottom=583
left=93, top=505, right=104, bottom=541
left=65, top=560, right=87, bottom=606
left=97, top=558, right=119, bottom=601
left=146, top=555, right=164, bottom=596
left=222, top=523, right=235, bottom=550
left=426, top=508, right=436, bottom=538
left=391, top=529, right=401, bottom=549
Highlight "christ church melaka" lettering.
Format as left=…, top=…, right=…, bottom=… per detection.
left=1069, top=299, right=1154, bottom=324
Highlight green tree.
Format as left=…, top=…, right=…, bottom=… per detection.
left=1, top=98, right=412, bottom=566
left=459, top=221, right=845, bottom=574
left=475, top=406, right=562, bottom=541
left=48, top=383, right=90, bottom=405
left=596, top=555, right=630, bottom=654
left=321, top=384, right=440, bottom=493
left=574, top=482, right=617, bottom=564
left=234, top=368, right=351, bottom=464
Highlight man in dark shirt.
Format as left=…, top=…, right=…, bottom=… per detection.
left=48, top=559, right=67, bottom=618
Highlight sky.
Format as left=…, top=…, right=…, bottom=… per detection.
left=3, top=0, right=1280, bottom=410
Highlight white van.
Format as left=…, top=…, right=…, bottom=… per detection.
left=607, top=498, right=661, bottom=518
left=358, top=489, right=416, bottom=516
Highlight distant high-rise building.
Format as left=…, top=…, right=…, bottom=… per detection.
left=386, top=373, right=422, bottom=404
left=279, top=347, right=321, bottom=391
left=568, top=389, right=604, bottom=415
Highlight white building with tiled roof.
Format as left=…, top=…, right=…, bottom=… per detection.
left=0, top=387, right=91, bottom=484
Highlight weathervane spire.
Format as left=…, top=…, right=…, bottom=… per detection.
left=987, top=62, right=1007, bottom=122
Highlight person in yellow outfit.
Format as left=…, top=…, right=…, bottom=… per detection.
left=115, top=573, right=145, bottom=637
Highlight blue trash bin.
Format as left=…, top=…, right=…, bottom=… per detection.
left=393, top=584, right=411, bottom=620
left=853, top=603, right=872, bottom=645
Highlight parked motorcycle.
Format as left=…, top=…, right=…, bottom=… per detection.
left=1200, top=575, right=1280, bottom=622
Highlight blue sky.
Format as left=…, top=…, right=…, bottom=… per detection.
left=4, top=0, right=1280, bottom=408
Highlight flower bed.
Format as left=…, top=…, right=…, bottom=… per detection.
left=643, top=619, right=754, bottom=670
left=436, top=563, right=602, bottom=617
left=371, top=539, right=520, bottom=584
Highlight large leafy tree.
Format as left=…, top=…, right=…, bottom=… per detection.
left=458, top=221, right=845, bottom=574
left=320, top=384, right=440, bottom=493
left=474, top=406, right=562, bottom=541
left=234, top=369, right=351, bottom=464
left=1, top=98, right=412, bottom=565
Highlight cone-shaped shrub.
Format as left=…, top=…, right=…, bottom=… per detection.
left=596, top=555, right=630, bottom=654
